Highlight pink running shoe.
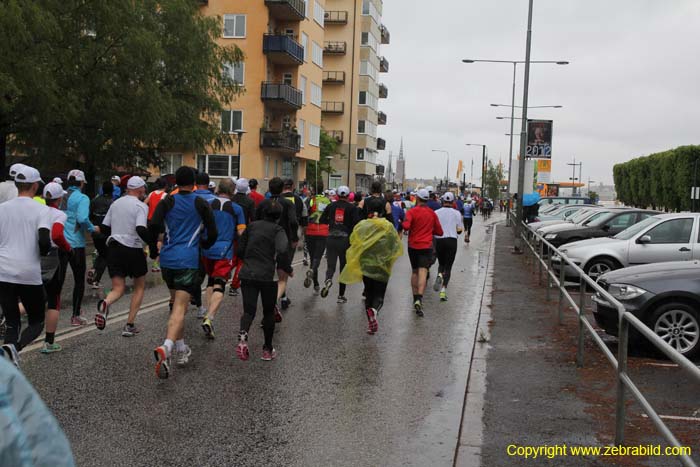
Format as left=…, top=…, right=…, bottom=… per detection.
left=236, top=334, right=250, bottom=361
left=261, top=348, right=277, bottom=361
left=366, top=308, right=378, bottom=335
left=274, top=305, right=283, bottom=323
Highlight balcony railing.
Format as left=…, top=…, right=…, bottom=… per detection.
left=376, top=138, right=386, bottom=150
left=380, top=24, right=390, bottom=44
left=378, top=111, right=387, bottom=125
left=261, top=82, right=302, bottom=110
left=321, top=101, right=345, bottom=114
left=263, top=34, right=304, bottom=65
left=323, top=71, right=345, bottom=84
left=324, top=10, right=348, bottom=24
left=323, top=41, right=347, bottom=55
left=328, top=130, right=344, bottom=143
left=378, top=83, right=388, bottom=98
left=265, top=0, right=305, bottom=21
left=260, top=129, right=301, bottom=153
left=379, top=56, right=389, bottom=73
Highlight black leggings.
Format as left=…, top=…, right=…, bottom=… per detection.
left=306, top=236, right=327, bottom=287
left=240, top=280, right=278, bottom=350
left=59, top=248, right=86, bottom=316
left=435, top=238, right=458, bottom=287
left=362, top=276, right=388, bottom=311
left=463, top=218, right=473, bottom=237
left=0, top=282, right=46, bottom=351
left=93, top=236, right=109, bottom=283
left=325, top=236, right=349, bottom=296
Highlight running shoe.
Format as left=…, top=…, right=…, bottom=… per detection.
left=366, top=307, right=378, bottom=334
left=303, top=269, right=313, bottom=288
left=313, top=285, right=320, bottom=296
left=439, top=290, right=448, bottom=302
left=176, top=345, right=192, bottom=366
left=202, top=318, right=215, bottom=339
left=337, top=295, right=348, bottom=304
left=196, top=306, right=207, bottom=319
left=95, top=300, right=109, bottom=330
left=1, top=344, right=20, bottom=367
left=261, top=347, right=277, bottom=361
left=121, top=324, right=140, bottom=337
left=71, top=315, right=88, bottom=326
left=236, top=333, right=250, bottom=361
left=229, top=287, right=239, bottom=297
left=414, top=300, right=424, bottom=317
left=90, top=281, right=102, bottom=290
left=86, top=269, right=96, bottom=285
left=280, top=296, right=291, bottom=310
left=274, top=304, right=283, bottom=323
left=433, top=273, right=443, bottom=292
left=153, top=346, right=170, bottom=379
left=151, top=260, right=161, bottom=273
left=40, top=342, right=62, bottom=353
left=320, top=279, right=332, bottom=298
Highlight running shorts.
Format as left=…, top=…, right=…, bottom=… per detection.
left=43, top=267, right=62, bottom=310
left=161, top=268, right=200, bottom=295
left=201, top=257, right=233, bottom=280
left=408, top=248, right=433, bottom=270
left=107, top=242, right=148, bottom=279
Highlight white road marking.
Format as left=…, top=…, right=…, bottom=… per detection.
left=640, top=414, right=700, bottom=422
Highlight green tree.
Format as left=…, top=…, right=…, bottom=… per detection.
left=307, top=130, right=337, bottom=190
left=483, top=160, right=503, bottom=200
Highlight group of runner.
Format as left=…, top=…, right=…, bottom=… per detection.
left=0, top=163, right=481, bottom=379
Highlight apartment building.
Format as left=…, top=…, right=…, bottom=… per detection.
left=322, top=0, right=389, bottom=192
left=159, top=0, right=326, bottom=190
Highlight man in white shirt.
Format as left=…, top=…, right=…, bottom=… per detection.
left=433, top=192, right=463, bottom=302
left=0, top=165, right=52, bottom=367
left=0, top=163, right=25, bottom=205
left=94, top=176, right=153, bottom=337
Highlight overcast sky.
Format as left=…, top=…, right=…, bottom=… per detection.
left=379, top=0, right=700, bottom=186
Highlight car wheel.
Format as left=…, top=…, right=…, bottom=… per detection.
left=649, top=302, right=700, bottom=359
left=585, top=257, right=618, bottom=281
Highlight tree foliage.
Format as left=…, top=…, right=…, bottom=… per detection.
left=613, top=145, right=700, bottom=212
left=306, top=130, right=337, bottom=190
left=484, top=160, right=504, bottom=200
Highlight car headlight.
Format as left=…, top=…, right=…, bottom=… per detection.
left=607, top=283, right=647, bottom=301
left=545, top=233, right=558, bottom=240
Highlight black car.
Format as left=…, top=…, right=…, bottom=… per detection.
left=592, top=261, right=700, bottom=358
left=542, top=209, right=657, bottom=248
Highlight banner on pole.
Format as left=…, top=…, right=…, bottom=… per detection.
left=526, top=120, right=553, bottom=159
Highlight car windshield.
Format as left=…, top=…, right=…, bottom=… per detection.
left=614, top=216, right=659, bottom=240
left=567, top=209, right=593, bottom=223
left=541, top=205, right=562, bottom=214
left=581, top=211, right=610, bottom=225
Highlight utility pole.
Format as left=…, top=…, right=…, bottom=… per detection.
left=567, top=157, right=582, bottom=196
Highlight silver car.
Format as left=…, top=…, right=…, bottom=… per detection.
left=552, top=213, right=700, bottom=281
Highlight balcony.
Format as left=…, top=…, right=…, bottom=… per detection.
left=324, top=10, right=348, bottom=24
left=265, top=0, right=305, bottom=21
left=263, top=34, right=304, bottom=65
left=196, top=0, right=208, bottom=5
left=323, top=71, right=345, bottom=84
left=379, top=56, right=389, bottom=73
left=376, top=138, right=386, bottom=150
left=328, top=130, right=344, bottom=143
left=260, top=129, right=301, bottom=154
left=261, top=82, right=302, bottom=110
left=378, top=83, right=388, bottom=99
left=377, top=111, right=387, bottom=125
left=380, top=24, right=390, bottom=44
left=323, top=41, right=347, bottom=55
left=321, top=101, right=345, bottom=114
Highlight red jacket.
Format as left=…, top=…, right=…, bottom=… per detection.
left=249, top=190, right=264, bottom=207
left=402, top=205, right=443, bottom=249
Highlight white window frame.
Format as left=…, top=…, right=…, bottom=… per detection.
left=223, top=62, right=244, bottom=86
left=360, top=60, right=378, bottom=81
left=310, top=82, right=322, bottom=107
left=299, top=75, right=307, bottom=104
left=309, top=124, right=321, bottom=147
left=303, top=0, right=309, bottom=18
left=312, top=41, right=323, bottom=67
left=160, top=153, right=183, bottom=175
left=314, top=1, right=325, bottom=27
left=361, top=32, right=379, bottom=51
left=357, top=119, right=377, bottom=138
left=299, top=119, right=305, bottom=147
left=198, top=154, right=240, bottom=178
left=223, top=14, right=246, bottom=38
left=221, top=110, right=243, bottom=134
left=301, top=33, right=309, bottom=62
left=358, top=91, right=378, bottom=110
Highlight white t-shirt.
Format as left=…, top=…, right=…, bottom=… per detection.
left=0, top=197, right=51, bottom=285
left=47, top=207, right=67, bottom=248
left=435, top=207, right=463, bottom=239
left=103, top=195, right=149, bottom=249
left=0, top=181, right=18, bottom=205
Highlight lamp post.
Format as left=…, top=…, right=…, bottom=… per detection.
left=234, top=129, right=246, bottom=178
left=431, top=150, right=450, bottom=187
left=466, top=144, right=487, bottom=194
left=587, top=178, right=596, bottom=197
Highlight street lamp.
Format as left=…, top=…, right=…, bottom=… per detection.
left=431, top=150, right=450, bottom=186
left=465, top=144, right=487, bottom=193
left=234, top=129, right=246, bottom=178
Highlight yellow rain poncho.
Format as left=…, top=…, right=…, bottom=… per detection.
left=339, top=217, right=403, bottom=284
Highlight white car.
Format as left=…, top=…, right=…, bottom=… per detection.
left=552, top=213, right=700, bottom=281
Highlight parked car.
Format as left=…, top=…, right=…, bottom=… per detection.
left=528, top=205, right=600, bottom=231
left=553, top=213, right=700, bottom=281
left=538, top=196, right=592, bottom=207
left=533, top=207, right=607, bottom=234
left=592, top=261, right=700, bottom=358
left=543, top=209, right=657, bottom=248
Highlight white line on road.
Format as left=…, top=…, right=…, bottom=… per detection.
left=640, top=414, right=700, bottom=422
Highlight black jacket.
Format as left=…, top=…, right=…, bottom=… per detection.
left=237, top=219, right=291, bottom=281
left=232, top=192, right=255, bottom=224
left=256, top=196, right=299, bottom=244
left=320, top=200, right=360, bottom=237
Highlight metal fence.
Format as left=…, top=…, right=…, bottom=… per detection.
left=512, top=213, right=700, bottom=467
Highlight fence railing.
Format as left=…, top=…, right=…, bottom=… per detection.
left=513, top=213, right=700, bottom=467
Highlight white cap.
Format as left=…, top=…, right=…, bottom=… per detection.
left=236, top=178, right=250, bottom=194
left=416, top=188, right=430, bottom=201
left=442, top=192, right=455, bottom=203
left=52, top=177, right=63, bottom=185
left=425, top=185, right=434, bottom=193
left=111, top=175, right=121, bottom=182
left=337, top=185, right=350, bottom=197
left=14, top=165, right=43, bottom=184
left=126, top=176, right=146, bottom=190
left=43, top=182, right=66, bottom=200
left=9, top=163, right=27, bottom=178
left=329, top=189, right=337, bottom=197
left=68, top=169, right=86, bottom=182
left=208, top=181, right=217, bottom=189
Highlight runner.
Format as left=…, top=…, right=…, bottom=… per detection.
left=94, top=177, right=152, bottom=337
left=41, top=182, right=73, bottom=354
left=201, top=178, right=246, bottom=339
left=234, top=200, right=292, bottom=361
left=61, top=169, right=99, bottom=326
left=149, top=167, right=218, bottom=379
left=144, top=177, right=169, bottom=272
left=433, top=192, right=463, bottom=302
left=0, top=166, right=51, bottom=367
left=229, top=178, right=255, bottom=297
left=401, top=188, right=443, bottom=317
left=191, top=173, right=217, bottom=319
left=248, top=178, right=265, bottom=207
left=319, top=186, right=359, bottom=302
left=87, top=181, right=113, bottom=289
left=358, top=181, right=394, bottom=222
left=303, top=182, right=330, bottom=295
left=462, top=197, right=476, bottom=243
left=387, top=190, right=405, bottom=233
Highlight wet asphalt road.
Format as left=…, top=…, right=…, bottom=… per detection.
left=19, top=215, right=500, bottom=467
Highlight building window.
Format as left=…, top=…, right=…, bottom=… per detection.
left=314, top=1, right=325, bottom=27
left=361, top=32, right=378, bottom=51
left=282, top=160, right=294, bottom=178
left=303, top=0, right=308, bottom=17
left=197, top=154, right=240, bottom=178
left=301, top=33, right=309, bottom=62
left=221, top=110, right=243, bottom=134
left=264, top=156, right=271, bottom=179
left=357, top=120, right=377, bottom=137
left=310, top=82, right=322, bottom=107
left=223, top=62, right=244, bottom=86
left=309, top=124, right=321, bottom=147
left=358, top=91, right=377, bottom=109
left=357, top=148, right=365, bottom=160
left=160, top=153, right=183, bottom=175
left=223, top=14, right=246, bottom=38
left=360, top=60, right=377, bottom=80
left=299, top=119, right=305, bottom=147
left=312, top=42, right=323, bottom=67
left=361, top=0, right=380, bottom=24
left=299, top=75, right=307, bottom=104
left=283, top=73, right=293, bottom=86
left=329, top=175, right=342, bottom=190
